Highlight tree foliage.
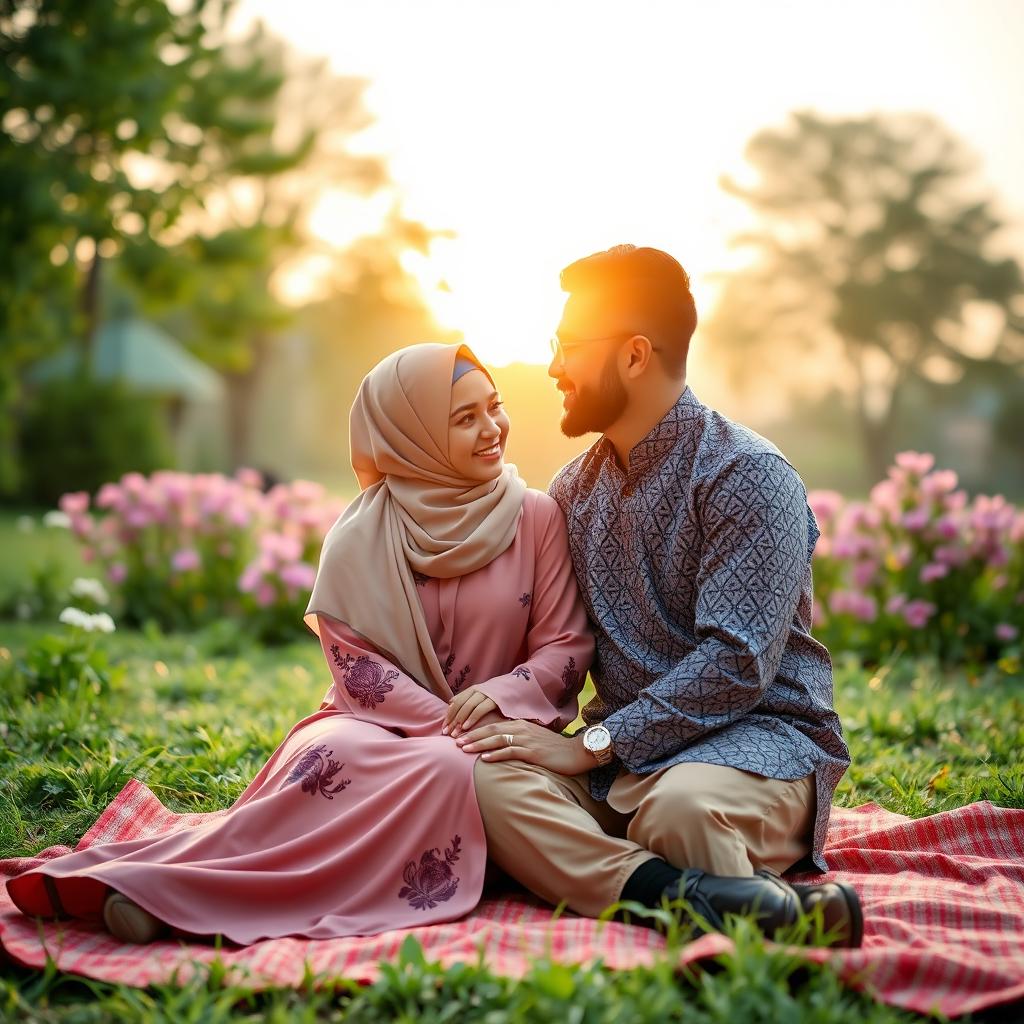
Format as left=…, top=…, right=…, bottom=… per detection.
left=704, top=111, right=1024, bottom=480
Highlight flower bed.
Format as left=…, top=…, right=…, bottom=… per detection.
left=809, top=453, right=1022, bottom=666
left=56, top=469, right=347, bottom=641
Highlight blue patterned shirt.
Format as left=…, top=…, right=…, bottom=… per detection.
left=549, top=386, right=850, bottom=872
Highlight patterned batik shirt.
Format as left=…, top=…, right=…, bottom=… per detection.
left=548, top=385, right=850, bottom=872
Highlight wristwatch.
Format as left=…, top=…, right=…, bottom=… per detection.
left=582, top=724, right=614, bottom=766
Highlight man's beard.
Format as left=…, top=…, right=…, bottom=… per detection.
left=559, top=355, right=628, bottom=438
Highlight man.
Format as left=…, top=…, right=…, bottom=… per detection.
left=459, top=244, right=860, bottom=945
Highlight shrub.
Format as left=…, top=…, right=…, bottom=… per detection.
left=18, top=377, right=174, bottom=507
left=51, top=469, right=346, bottom=641
left=810, top=452, right=1023, bottom=666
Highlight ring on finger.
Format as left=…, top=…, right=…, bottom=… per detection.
left=503, top=733, right=514, bottom=747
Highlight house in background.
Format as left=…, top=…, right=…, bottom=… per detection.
left=27, top=317, right=228, bottom=470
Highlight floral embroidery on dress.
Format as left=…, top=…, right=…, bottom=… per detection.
left=512, top=666, right=532, bottom=680
left=331, top=646, right=398, bottom=710
left=561, top=656, right=580, bottom=694
left=519, top=592, right=532, bottom=607
left=286, top=744, right=351, bottom=799
left=442, top=652, right=471, bottom=693
left=399, top=835, right=462, bottom=910
left=412, top=571, right=432, bottom=587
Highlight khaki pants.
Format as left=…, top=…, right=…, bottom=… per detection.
left=473, top=758, right=815, bottom=918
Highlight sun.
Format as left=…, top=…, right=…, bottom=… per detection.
left=402, top=239, right=568, bottom=367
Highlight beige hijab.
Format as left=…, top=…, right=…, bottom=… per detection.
left=304, top=343, right=527, bottom=699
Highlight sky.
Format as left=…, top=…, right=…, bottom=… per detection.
left=236, top=0, right=1024, bottom=375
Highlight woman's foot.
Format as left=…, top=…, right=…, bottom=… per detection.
left=102, top=891, right=169, bottom=944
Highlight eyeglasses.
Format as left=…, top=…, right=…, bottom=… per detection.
left=548, top=332, right=637, bottom=365
left=549, top=332, right=660, bottom=366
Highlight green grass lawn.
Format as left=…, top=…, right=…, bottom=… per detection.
left=1, top=617, right=1020, bottom=1023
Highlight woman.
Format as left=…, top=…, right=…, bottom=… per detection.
left=7, top=343, right=593, bottom=944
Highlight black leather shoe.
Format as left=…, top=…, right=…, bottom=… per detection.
left=791, top=880, right=864, bottom=948
left=658, top=869, right=801, bottom=939
left=757, top=870, right=864, bottom=948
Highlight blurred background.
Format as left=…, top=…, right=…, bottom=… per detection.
left=2, top=0, right=1022, bottom=505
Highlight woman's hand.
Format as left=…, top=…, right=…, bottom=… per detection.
left=455, top=719, right=593, bottom=776
left=442, top=687, right=501, bottom=736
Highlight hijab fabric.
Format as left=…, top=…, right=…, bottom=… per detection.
left=304, top=343, right=527, bottom=699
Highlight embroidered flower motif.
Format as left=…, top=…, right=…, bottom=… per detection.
left=412, top=571, right=432, bottom=587
left=286, top=744, right=351, bottom=799
left=331, top=646, right=398, bottom=709
left=519, top=592, right=532, bottom=607
left=442, top=651, right=471, bottom=692
left=399, top=835, right=462, bottom=910
left=561, top=655, right=580, bottom=694
left=512, top=666, right=532, bottom=680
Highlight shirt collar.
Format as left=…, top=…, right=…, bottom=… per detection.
left=599, top=385, right=705, bottom=480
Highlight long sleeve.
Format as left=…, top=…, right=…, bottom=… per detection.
left=473, top=501, right=594, bottom=731
left=315, top=613, right=448, bottom=737
left=603, top=453, right=810, bottom=769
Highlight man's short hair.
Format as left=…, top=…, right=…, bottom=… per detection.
left=559, top=244, right=697, bottom=376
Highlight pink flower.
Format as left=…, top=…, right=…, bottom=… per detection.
left=995, top=623, right=1019, bottom=643
left=239, top=564, right=262, bottom=594
left=885, top=593, right=907, bottom=615
left=279, top=562, right=317, bottom=590
left=255, top=582, right=276, bottom=607
left=808, top=490, right=844, bottom=529
left=934, top=544, right=968, bottom=568
left=234, top=467, right=264, bottom=490
left=919, top=563, right=949, bottom=584
left=124, top=507, right=152, bottom=529
left=829, top=589, right=877, bottom=622
left=934, top=515, right=960, bottom=540
left=108, top=562, right=127, bottom=584
left=59, top=491, right=90, bottom=515
left=894, top=451, right=935, bottom=477
left=121, top=472, right=147, bottom=494
left=869, top=480, right=901, bottom=518
left=901, top=599, right=936, bottom=629
left=228, top=505, right=251, bottom=528
left=171, top=548, right=201, bottom=573
left=81, top=546, right=94, bottom=563
left=95, top=483, right=124, bottom=509
left=852, top=559, right=878, bottom=589
left=921, top=470, right=958, bottom=498
left=901, top=507, right=930, bottom=532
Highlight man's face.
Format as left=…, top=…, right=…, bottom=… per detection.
left=547, top=293, right=631, bottom=438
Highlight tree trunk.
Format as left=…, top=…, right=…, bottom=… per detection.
left=80, top=248, right=102, bottom=368
left=224, top=334, right=270, bottom=471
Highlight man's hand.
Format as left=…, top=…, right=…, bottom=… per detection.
left=442, top=687, right=501, bottom=736
left=456, top=719, right=593, bottom=776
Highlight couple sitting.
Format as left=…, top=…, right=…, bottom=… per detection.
left=8, top=245, right=862, bottom=949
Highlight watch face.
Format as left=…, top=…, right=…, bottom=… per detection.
left=584, top=726, right=611, bottom=752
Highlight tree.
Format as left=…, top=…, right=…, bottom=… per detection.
left=0, top=0, right=395, bottom=484
left=703, top=111, right=1024, bottom=482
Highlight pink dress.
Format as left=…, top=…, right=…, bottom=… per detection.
left=7, top=490, right=592, bottom=942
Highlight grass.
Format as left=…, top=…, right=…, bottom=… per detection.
left=0, top=506, right=1021, bottom=1021
left=0, top=627, right=1020, bottom=1021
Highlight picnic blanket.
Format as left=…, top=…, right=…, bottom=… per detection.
left=2, top=780, right=1023, bottom=1017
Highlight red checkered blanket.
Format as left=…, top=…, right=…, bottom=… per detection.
left=2, top=780, right=1022, bottom=1017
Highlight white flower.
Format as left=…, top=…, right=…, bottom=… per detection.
left=90, top=612, right=116, bottom=634
left=16, top=516, right=35, bottom=533
left=59, top=606, right=91, bottom=629
left=70, top=577, right=109, bottom=605
left=43, top=510, right=72, bottom=528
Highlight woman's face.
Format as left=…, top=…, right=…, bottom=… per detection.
left=447, top=369, right=510, bottom=482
